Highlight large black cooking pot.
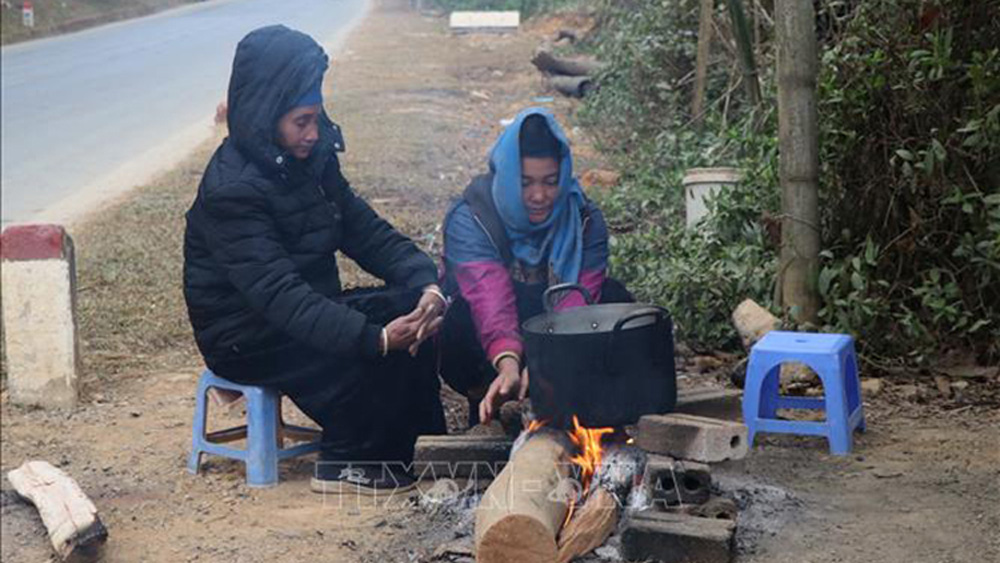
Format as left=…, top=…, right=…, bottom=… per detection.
left=522, top=284, right=676, bottom=428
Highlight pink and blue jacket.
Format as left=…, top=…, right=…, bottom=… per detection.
left=441, top=198, right=610, bottom=363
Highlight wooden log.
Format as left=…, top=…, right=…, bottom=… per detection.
left=555, top=29, right=578, bottom=44
left=531, top=47, right=604, bottom=77
left=413, top=434, right=512, bottom=480
left=556, top=488, right=619, bottom=563
left=731, top=298, right=779, bottom=350
left=546, top=75, right=595, bottom=98
left=6, top=461, right=107, bottom=562
left=475, top=430, right=573, bottom=563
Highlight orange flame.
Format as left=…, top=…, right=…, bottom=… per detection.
left=563, top=416, right=614, bottom=527
left=526, top=419, right=546, bottom=433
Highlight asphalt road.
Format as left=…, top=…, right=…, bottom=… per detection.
left=1, top=0, right=368, bottom=225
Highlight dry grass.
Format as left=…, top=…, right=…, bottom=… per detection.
left=71, top=134, right=220, bottom=385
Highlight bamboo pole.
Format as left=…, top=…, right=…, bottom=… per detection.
left=725, top=0, right=762, bottom=106
left=691, top=0, right=715, bottom=128
left=775, top=0, right=820, bottom=322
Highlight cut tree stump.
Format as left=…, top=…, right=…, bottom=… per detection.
left=6, top=461, right=107, bottom=562
left=531, top=47, right=603, bottom=76
left=475, top=430, right=573, bottom=563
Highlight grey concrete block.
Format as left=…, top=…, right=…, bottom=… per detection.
left=449, top=11, right=519, bottom=33
left=676, top=387, right=743, bottom=421
left=663, top=496, right=740, bottom=521
left=636, top=413, right=749, bottom=463
left=643, top=455, right=711, bottom=507
left=622, top=510, right=735, bottom=563
left=412, top=435, right=511, bottom=480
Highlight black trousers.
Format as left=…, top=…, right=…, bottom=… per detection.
left=210, top=287, right=446, bottom=464
left=438, top=278, right=634, bottom=425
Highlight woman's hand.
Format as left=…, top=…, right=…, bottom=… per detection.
left=406, top=285, right=448, bottom=356
left=383, top=307, right=423, bottom=352
left=479, top=358, right=529, bottom=424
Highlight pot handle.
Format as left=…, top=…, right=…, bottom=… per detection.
left=542, top=283, right=594, bottom=313
left=605, top=307, right=669, bottom=376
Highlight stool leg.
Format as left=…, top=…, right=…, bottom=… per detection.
left=188, top=374, right=210, bottom=474
left=844, top=351, right=866, bottom=432
left=743, top=356, right=780, bottom=447
left=760, top=366, right=781, bottom=419
left=817, top=358, right=853, bottom=456
left=245, top=387, right=280, bottom=488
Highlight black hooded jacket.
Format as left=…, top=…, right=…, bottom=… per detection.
left=183, top=26, right=437, bottom=368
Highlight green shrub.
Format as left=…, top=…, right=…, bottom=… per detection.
left=578, top=0, right=1000, bottom=363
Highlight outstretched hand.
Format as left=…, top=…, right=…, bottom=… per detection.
left=479, top=361, right=529, bottom=425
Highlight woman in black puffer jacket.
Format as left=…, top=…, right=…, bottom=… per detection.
left=183, top=25, right=446, bottom=495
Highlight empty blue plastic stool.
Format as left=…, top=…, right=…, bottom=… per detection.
left=743, top=331, right=865, bottom=455
left=188, top=369, right=322, bottom=487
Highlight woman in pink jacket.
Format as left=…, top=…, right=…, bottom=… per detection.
left=439, top=108, right=632, bottom=425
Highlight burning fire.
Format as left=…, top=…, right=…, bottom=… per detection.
left=563, top=416, right=614, bottom=526
left=523, top=415, right=616, bottom=527
left=526, top=419, right=546, bottom=433
left=567, top=415, right=615, bottom=494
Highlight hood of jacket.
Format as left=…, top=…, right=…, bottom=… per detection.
left=226, top=25, right=341, bottom=176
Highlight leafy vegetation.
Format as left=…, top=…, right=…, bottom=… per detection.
left=576, top=0, right=999, bottom=364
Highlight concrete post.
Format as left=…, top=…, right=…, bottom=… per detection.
left=1, top=224, right=80, bottom=408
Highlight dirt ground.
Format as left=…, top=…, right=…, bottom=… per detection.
left=2, top=1, right=999, bottom=562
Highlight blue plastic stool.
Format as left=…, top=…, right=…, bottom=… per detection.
left=743, top=331, right=865, bottom=455
left=188, top=369, right=322, bottom=487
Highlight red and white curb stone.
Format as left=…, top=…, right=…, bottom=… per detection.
left=1, top=224, right=80, bottom=408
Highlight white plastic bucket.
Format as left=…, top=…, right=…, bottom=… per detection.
left=682, top=167, right=742, bottom=228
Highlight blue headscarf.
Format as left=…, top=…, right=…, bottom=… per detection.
left=294, top=80, right=323, bottom=108
left=489, top=108, right=585, bottom=284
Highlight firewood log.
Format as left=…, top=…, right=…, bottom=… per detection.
left=546, top=75, right=596, bottom=98
left=731, top=298, right=780, bottom=349
left=475, top=430, right=573, bottom=563
left=556, top=487, right=619, bottom=563
left=6, top=461, right=107, bottom=562
left=531, top=47, right=604, bottom=76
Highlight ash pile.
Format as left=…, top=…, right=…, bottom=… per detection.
left=411, top=393, right=798, bottom=563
